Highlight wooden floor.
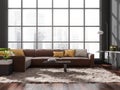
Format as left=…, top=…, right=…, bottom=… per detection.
left=0, top=82, right=120, bottom=90
left=0, top=64, right=120, bottom=90
left=25, top=83, right=120, bottom=90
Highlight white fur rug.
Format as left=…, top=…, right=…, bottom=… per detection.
left=0, top=67, right=120, bottom=83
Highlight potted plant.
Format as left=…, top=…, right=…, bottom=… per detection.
left=0, top=48, right=13, bottom=75
left=0, top=48, right=12, bottom=60
left=109, top=45, right=118, bottom=51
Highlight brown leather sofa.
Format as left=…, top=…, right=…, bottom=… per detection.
left=12, top=49, right=94, bottom=72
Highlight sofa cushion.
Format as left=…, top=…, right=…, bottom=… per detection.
left=31, top=57, right=89, bottom=63
left=60, top=57, right=88, bottom=60
left=23, top=49, right=35, bottom=57
left=35, top=49, right=53, bottom=57
left=11, top=49, right=25, bottom=56
left=75, top=49, right=87, bottom=57
left=53, top=51, right=64, bottom=57
left=64, top=49, right=75, bottom=57
left=32, top=57, right=52, bottom=60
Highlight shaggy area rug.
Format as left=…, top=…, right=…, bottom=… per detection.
left=0, top=67, right=120, bottom=83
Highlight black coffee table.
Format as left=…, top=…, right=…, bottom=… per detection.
left=43, top=60, right=71, bottom=72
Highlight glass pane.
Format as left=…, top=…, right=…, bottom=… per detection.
left=23, top=27, right=36, bottom=41
left=38, top=0, right=52, bottom=8
left=70, top=27, right=83, bottom=41
left=70, top=0, right=83, bottom=8
left=53, top=27, right=68, bottom=41
left=38, top=43, right=52, bottom=49
left=8, top=43, right=21, bottom=49
left=70, top=43, right=83, bottom=49
left=85, top=43, right=99, bottom=58
left=54, top=10, right=68, bottom=26
left=70, top=10, right=83, bottom=26
left=85, top=10, right=99, bottom=26
left=38, top=27, right=52, bottom=41
left=8, top=10, right=21, bottom=26
left=23, top=10, right=36, bottom=26
left=8, top=27, right=21, bottom=41
left=8, top=0, right=21, bottom=8
left=54, top=0, right=68, bottom=8
left=23, top=0, right=36, bottom=8
left=85, top=0, right=99, bottom=8
left=23, top=43, right=36, bottom=49
left=54, top=43, right=68, bottom=49
left=85, top=27, right=100, bottom=41
left=38, top=10, right=52, bottom=26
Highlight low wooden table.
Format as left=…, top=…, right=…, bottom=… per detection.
left=43, top=60, right=71, bottom=72
left=0, top=59, right=13, bottom=75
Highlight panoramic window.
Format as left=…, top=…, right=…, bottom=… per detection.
left=8, top=0, right=100, bottom=58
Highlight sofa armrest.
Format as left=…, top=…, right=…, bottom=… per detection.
left=11, top=56, right=26, bottom=72
left=88, top=53, right=94, bottom=67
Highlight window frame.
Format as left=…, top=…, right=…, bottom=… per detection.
left=8, top=0, right=101, bottom=58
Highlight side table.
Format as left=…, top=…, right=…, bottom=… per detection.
left=105, top=51, right=120, bottom=69
left=0, top=59, right=13, bottom=75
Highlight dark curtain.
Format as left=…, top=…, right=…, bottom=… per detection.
left=0, top=0, right=8, bottom=48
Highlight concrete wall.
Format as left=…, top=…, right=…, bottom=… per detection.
left=110, top=0, right=120, bottom=67
left=111, top=0, right=120, bottom=45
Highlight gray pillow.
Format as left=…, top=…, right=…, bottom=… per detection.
left=75, top=49, right=87, bottom=57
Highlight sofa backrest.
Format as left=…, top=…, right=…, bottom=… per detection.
left=35, top=49, right=53, bottom=57
left=23, top=49, right=65, bottom=57
left=23, top=49, right=88, bottom=57
left=23, top=49, right=35, bottom=57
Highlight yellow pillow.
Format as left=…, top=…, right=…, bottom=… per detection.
left=53, top=51, right=64, bottom=57
left=64, top=49, right=75, bottom=57
left=11, top=49, right=25, bottom=56
left=0, top=51, right=5, bottom=56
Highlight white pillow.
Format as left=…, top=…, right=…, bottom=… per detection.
left=75, top=49, right=87, bottom=57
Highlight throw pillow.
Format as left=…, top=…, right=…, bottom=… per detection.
left=53, top=51, right=64, bottom=57
left=64, top=49, right=75, bottom=57
left=75, top=49, right=87, bottom=57
left=11, top=49, right=25, bottom=56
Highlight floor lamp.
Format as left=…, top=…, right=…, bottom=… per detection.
left=97, top=30, right=104, bottom=35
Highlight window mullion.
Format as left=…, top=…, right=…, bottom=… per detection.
left=52, top=0, right=54, bottom=49
left=68, top=0, right=70, bottom=49
left=83, top=0, right=86, bottom=49
left=36, top=0, right=38, bottom=49
left=21, top=0, right=23, bottom=48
